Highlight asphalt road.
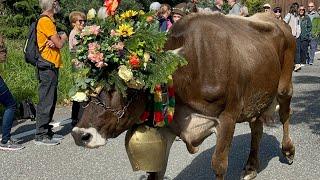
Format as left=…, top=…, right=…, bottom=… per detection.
left=1, top=55, right=320, bottom=180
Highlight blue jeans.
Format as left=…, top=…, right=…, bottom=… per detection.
left=308, top=38, right=318, bottom=64
left=296, top=37, right=309, bottom=64
left=0, top=76, right=17, bottom=144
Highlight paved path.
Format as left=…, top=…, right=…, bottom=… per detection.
left=1, top=56, right=320, bottom=180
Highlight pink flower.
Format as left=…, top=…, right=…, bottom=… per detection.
left=90, top=25, right=101, bottom=36
left=88, top=52, right=104, bottom=63
left=88, top=42, right=101, bottom=54
left=111, top=42, right=124, bottom=50
left=95, top=61, right=108, bottom=68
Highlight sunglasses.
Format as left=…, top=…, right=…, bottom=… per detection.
left=308, top=6, right=314, bottom=7
left=173, top=15, right=182, bottom=18
left=77, top=20, right=86, bottom=23
left=263, top=7, right=271, bottom=9
left=299, top=9, right=305, bottom=11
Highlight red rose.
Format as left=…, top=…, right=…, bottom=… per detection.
left=129, top=55, right=140, bottom=68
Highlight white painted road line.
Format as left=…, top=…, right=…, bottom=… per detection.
left=11, top=118, right=72, bottom=139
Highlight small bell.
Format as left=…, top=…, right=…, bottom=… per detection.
left=125, top=125, right=167, bottom=172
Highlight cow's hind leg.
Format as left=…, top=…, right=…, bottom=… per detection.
left=277, top=84, right=295, bottom=164
left=277, top=45, right=295, bottom=164
left=241, top=119, right=263, bottom=180
left=212, top=112, right=236, bottom=180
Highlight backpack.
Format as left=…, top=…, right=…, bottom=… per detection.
left=23, top=15, right=55, bottom=69
left=19, top=99, right=36, bottom=120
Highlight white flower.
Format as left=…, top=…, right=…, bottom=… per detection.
left=118, top=65, right=133, bottom=82
left=87, top=8, right=97, bottom=20
left=143, top=52, right=150, bottom=62
left=71, top=92, right=88, bottom=102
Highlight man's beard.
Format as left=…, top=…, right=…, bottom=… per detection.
left=53, top=4, right=61, bottom=14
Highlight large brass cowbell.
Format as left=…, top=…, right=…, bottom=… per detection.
left=125, top=125, right=167, bottom=172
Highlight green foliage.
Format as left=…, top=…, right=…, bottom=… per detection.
left=145, top=52, right=187, bottom=92
left=197, top=0, right=214, bottom=9
left=312, top=17, right=320, bottom=39
left=241, top=0, right=272, bottom=15
left=119, top=0, right=144, bottom=11
left=0, top=39, right=75, bottom=105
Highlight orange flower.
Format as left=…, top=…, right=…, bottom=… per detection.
left=104, top=0, right=121, bottom=16
left=129, top=55, right=140, bottom=68
left=146, top=16, right=154, bottom=23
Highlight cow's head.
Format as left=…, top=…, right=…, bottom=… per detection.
left=71, top=89, right=146, bottom=148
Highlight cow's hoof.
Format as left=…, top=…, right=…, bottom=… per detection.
left=283, top=152, right=294, bottom=165
left=282, top=145, right=295, bottom=165
left=186, top=143, right=199, bottom=154
left=240, top=170, right=257, bottom=180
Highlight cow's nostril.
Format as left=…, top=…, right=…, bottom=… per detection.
left=81, top=133, right=92, bottom=142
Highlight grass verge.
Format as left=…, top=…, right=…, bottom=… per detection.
left=0, top=39, right=74, bottom=106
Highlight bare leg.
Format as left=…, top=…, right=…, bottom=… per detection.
left=241, top=120, right=263, bottom=180
left=211, top=112, right=236, bottom=180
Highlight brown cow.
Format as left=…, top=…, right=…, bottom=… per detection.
left=71, top=13, right=295, bottom=180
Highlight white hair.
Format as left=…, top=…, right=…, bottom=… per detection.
left=149, top=2, right=161, bottom=11
left=39, top=0, right=54, bottom=11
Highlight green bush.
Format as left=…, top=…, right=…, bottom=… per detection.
left=0, top=39, right=75, bottom=105
left=241, top=0, right=273, bottom=15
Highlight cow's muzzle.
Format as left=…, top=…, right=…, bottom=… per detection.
left=71, top=127, right=107, bottom=148
left=71, top=129, right=92, bottom=147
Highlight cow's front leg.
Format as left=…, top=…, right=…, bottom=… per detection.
left=212, top=112, right=236, bottom=180
left=241, top=119, right=263, bottom=180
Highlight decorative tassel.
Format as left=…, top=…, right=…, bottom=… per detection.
left=139, top=75, right=175, bottom=127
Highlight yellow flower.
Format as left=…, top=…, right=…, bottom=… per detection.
left=138, top=10, right=145, bottom=15
left=87, top=8, right=96, bottom=20
left=118, top=65, right=133, bottom=82
left=116, top=24, right=135, bottom=37
left=120, top=10, right=138, bottom=19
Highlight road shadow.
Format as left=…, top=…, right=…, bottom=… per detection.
left=291, top=75, right=320, bottom=135
left=1, top=119, right=73, bottom=144
left=175, top=133, right=283, bottom=180
left=262, top=75, right=320, bottom=135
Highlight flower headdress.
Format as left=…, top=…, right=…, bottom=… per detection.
left=70, top=1, right=187, bottom=99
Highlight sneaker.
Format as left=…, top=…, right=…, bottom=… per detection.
left=47, top=131, right=64, bottom=141
left=309, top=63, right=313, bottom=65
left=0, top=140, right=25, bottom=151
left=34, top=136, right=60, bottom=146
left=294, top=64, right=301, bottom=72
left=300, top=64, right=305, bottom=67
